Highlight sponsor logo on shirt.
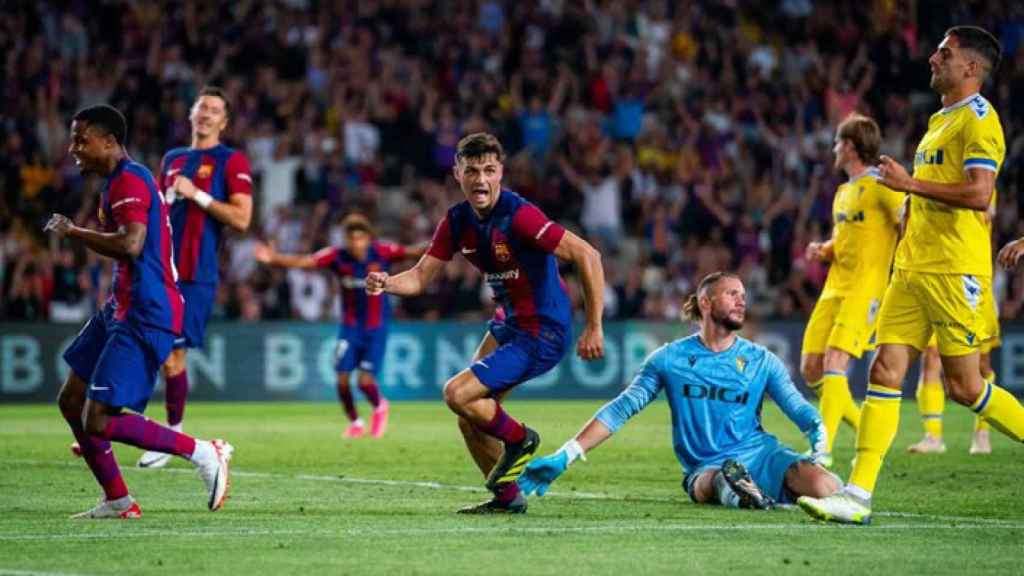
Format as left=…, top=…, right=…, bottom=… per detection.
left=914, top=149, right=944, bottom=166
left=681, top=383, right=749, bottom=405
left=485, top=269, right=520, bottom=282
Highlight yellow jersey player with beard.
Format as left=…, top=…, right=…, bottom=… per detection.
left=801, top=113, right=903, bottom=467
left=800, top=25, right=1024, bottom=525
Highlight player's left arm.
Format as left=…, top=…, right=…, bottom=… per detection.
left=172, top=152, right=253, bottom=231
left=763, top=353, right=828, bottom=457
left=510, top=203, right=605, bottom=359
left=553, top=231, right=606, bottom=360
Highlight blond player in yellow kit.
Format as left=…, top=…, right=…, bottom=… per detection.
left=801, top=113, right=903, bottom=467
left=799, top=25, right=1024, bottom=525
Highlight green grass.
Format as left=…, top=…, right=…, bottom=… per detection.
left=1, top=400, right=1022, bottom=575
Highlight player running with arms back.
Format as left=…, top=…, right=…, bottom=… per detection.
left=518, top=272, right=839, bottom=509
left=800, top=26, right=1024, bottom=525
left=365, top=133, right=606, bottom=514
left=50, top=105, right=231, bottom=518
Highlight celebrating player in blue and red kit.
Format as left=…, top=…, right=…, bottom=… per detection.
left=255, top=213, right=425, bottom=438
left=136, top=86, right=253, bottom=469
left=366, top=133, right=606, bottom=514
left=48, top=105, right=231, bottom=518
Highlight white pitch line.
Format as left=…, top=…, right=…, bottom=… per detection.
left=0, top=521, right=1020, bottom=543
left=0, top=565, right=94, bottom=569
left=6, top=459, right=1022, bottom=527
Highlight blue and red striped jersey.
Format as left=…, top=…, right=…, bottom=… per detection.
left=100, top=159, right=184, bottom=334
left=160, top=144, right=252, bottom=285
left=428, top=190, right=570, bottom=335
left=313, top=241, right=407, bottom=330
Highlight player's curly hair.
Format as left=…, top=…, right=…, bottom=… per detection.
left=72, top=104, right=127, bottom=146
left=683, top=271, right=740, bottom=322
left=456, top=132, right=505, bottom=163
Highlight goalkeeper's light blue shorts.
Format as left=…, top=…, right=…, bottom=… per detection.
left=683, top=434, right=812, bottom=503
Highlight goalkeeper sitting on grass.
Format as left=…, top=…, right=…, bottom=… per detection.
left=519, top=272, right=841, bottom=509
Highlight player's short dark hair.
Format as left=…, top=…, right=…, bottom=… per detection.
left=198, top=85, right=231, bottom=118
left=837, top=113, right=881, bottom=165
left=341, top=213, right=374, bottom=236
left=455, top=133, right=505, bottom=163
left=683, top=271, right=740, bottom=322
left=946, top=25, right=1002, bottom=77
left=72, top=104, right=127, bottom=146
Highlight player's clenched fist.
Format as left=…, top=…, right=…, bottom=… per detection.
left=43, top=213, right=75, bottom=237
left=366, top=271, right=389, bottom=295
left=876, top=155, right=913, bottom=192
left=997, top=238, right=1024, bottom=269
left=576, top=325, right=604, bottom=360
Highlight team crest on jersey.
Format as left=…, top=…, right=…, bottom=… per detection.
left=197, top=164, right=213, bottom=178
left=368, top=263, right=381, bottom=273
left=494, top=242, right=511, bottom=263
left=736, top=356, right=747, bottom=373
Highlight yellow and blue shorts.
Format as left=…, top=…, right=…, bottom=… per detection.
left=877, top=269, right=992, bottom=357
left=802, top=294, right=881, bottom=358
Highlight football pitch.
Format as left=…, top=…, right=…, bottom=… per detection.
left=1, top=400, right=1021, bottom=575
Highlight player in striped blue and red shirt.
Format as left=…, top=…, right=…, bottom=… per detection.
left=49, top=105, right=231, bottom=519
left=137, top=87, right=254, bottom=469
left=255, top=214, right=425, bottom=438
left=366, top=133, right=607, bottom=514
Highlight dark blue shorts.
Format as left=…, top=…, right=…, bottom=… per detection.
left=470, top=320, right=569, bottom=394
left=173, top=281, right=216, bottom=349
left=64, top=309, right=176, bottom=413
left=335, top=326, right=388, bottom=375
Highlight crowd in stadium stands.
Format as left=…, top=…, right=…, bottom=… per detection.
left=3, top=1, right=1024, bottom=325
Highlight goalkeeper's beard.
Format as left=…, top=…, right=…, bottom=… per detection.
left=711, top=308, right=744, bottom=331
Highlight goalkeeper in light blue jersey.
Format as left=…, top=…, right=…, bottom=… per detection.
left=519, top=272, right=841, bottom=508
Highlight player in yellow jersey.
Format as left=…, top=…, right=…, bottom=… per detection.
left=801, top=113, right=903, bottom=467
left=799, top=25, right=1024, bottom=525
left=908, top=199, right=1000, bottom=455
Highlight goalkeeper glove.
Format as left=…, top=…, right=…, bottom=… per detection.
left=517, top=439, right=586, bottom=496
left=806, top=418, right=830, bottom=465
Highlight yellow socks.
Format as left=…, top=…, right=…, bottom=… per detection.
left=916, top=380, right=945, bottom=438
left=970, top=376, right=1024, bottom=442
left=849, top=384, right=902, bottom=494
left=820, top=371, right=857, bottom=452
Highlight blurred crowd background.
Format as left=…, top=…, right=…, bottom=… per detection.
left=4, top=0, right=1024, bottom=325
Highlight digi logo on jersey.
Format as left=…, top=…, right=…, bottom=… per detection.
left=915, top=149, right=944, bottom=166
left=681, top=383, right=750, bottom=405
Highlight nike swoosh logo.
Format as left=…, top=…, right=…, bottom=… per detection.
left=90, top=386, right=110, bottom=391
left=167, top=168, right=180, bottom=176
left=461, top=248, right=477, bottom=254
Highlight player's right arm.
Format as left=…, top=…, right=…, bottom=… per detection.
left=45, top=174, right=150, bottom=259
left=366, top=253, right=445, bottom=297
left=518, top=351, right=664, bottom=496
left=254, top=242, right=320, bottom=269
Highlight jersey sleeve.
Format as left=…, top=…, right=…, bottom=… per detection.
left=108, top=173, right=152, bottom=227
left=962, top=113, right=1005, bottom=173
left=595, top=349, right=665, bottom=433
left=225, top=151, right=254, bottom=196
left=877, top=184, right=906, bottom=226
left=375, top=241, right=407, bottom=263
left=312, top=246, right=340, bottom=269
left=763, top=352, right=821, bottom=435
left=426, top=214, right=455, bottom=262
left=510, top=203, right=566, bottom=253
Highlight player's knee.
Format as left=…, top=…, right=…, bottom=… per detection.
left=443, top=379, right=468, bottom=412
left=57, top=387, right=82, bottom=415
left=868, top=358, right=901, bottom=389
left=356, top=373, right=375, bottom=388
left=800, top=356, right=822, bottom=384
left=945, top=376, right=983, bottom=406
left=162, top=349, right=187, bottom=377
left=82, top=410, right=107, bottom=437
